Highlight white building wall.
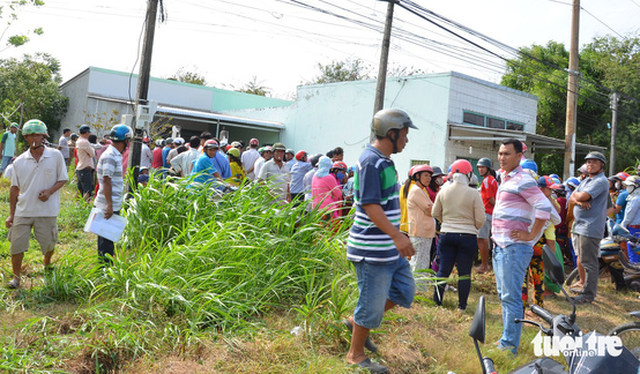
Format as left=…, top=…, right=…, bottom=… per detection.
left=227, top=74, right=455, bottom=179
left=448, top=73, right=537, bottom=132
left=59, top=71, right=90, bottom=131
left=86, top=68, right=214, bottom=111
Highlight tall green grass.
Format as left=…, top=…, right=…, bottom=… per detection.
left=1, top=175, right=358, bottom=371
left=107, top=176, right=354, bottom=331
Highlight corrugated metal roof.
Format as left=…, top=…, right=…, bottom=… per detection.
left=157, top=105, right=284, bottom=130
left=448, top=123, right=605, bottom=153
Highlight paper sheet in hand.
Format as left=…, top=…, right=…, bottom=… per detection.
left=84, top=208, right=127, bottom=242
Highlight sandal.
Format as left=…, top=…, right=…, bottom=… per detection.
left=573, top=296, right=593, bottom=305
left=569, top=285, right=583, bottom=294
left=352, top=358, right=388, bottom=374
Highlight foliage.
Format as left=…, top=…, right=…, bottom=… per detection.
left=167, top=67, right=207, bottom=86
left=501, top=36, right=640, bottom=173
left=236, top=75, right=270, bottom=97
left=311, top=57, right=371, bottom=84
left=387, top=63, right=424, bottom=77
left=0, top=53, right=68, bottom=134
left=0, top=0, right=45, bottom=51
left=581, top=34, right=640, bottom=170
left=117, top=175, right=354, bottom=330
left=82, top=109, right=121, bottom=138
left=1, top=180, right=640, bottom=372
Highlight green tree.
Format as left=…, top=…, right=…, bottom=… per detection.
left=581, top=34, right=640, bottom=170
left=311, top=58, right=371, bottom=84
left=168, top=68, right=207, bottom=86
left=500, top=39, right=638, bottom=173
left=0, top=53, right=68, bottom=133
left=387, top=63, right=424, bottom=77
left=236, top=75, right=270, bottom=96
left=0, top=0, right=45, bottom=51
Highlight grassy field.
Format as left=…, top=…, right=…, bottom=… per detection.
left=0, top=174, right=638, bottom=374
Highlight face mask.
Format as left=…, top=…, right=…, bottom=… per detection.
left=336, top=172, right=345, bottom=181
left=436, top=177, right=444, bottom=186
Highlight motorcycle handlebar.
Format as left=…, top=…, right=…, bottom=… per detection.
left=482, top=357, right=497, bottom=374
left=531, top=305, right=555, bottom=325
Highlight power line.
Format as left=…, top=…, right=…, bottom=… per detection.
left=580, top=6, right=625, bottom=39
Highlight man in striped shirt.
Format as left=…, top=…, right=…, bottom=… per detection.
left=492, top=138, right=558, bottom=355
left=344, top=109, right=417, bottom=373
left=95, top=125, right=132, bottom=265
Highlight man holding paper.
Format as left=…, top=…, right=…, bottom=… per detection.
left=94, top=124, right=132, bottom=265
left=5, top=120, right=68, bottom=289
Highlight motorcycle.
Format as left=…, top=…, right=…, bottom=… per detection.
left=565, top=218, right=640, bottom=292
left=469, top=245, right=640, bottom=373
left=609, top=310, right=640, bottom=360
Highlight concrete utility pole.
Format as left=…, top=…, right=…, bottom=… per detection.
left=563, top=0, right=580, bottom=180
left=609, top=92, right=618, bottom=175
left=370, top=0, right=395, bottom=143
left=373, top=0, right=395, bottom=114
left=129, top=0, right=159, bottom=189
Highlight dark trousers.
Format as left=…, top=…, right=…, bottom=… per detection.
left=434, top=232, right=477, bottom=310
left=97, top=211, right=119, bottom=265
left=290, top=192, right=304, bottom=207
left=77, top=168, right=94, bottom=196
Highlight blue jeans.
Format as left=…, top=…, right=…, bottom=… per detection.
left=0, top=155, right=12, bottom=174
left=352, top=257, right=415, bottom=329
left=493, top=242, right=533, bottom=354
left=434, top=233, right=477, bottom=310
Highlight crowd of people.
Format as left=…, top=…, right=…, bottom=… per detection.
left=339, top=109, right=638, bottom=373
left=3, top=112, right=640, bottom=373
left=1, top=120, right=359, bottom=284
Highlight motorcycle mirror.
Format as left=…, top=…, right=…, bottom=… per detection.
left=469, top=295, right=486, bottom=343
left=542, top=244, right=565, bottom=285
left=611, top=220, right=636, bottom=240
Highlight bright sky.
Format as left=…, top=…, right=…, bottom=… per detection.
left=3, top=0, right=639, bottom=99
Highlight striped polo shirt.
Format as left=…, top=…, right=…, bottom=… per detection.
left=347, top=144, right=401, bottom=264
left=95, top=145, right=124, bottom=212
left=491, top=166, right=554, bottom=249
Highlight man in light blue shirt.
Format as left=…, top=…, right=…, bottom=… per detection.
left=569, top=151, right=609, bottom=304
left=289, top=150, right=312, bottom=203
left=211, top=148, right=231, bottom=180
left=0, top=123, right=19, bottom=174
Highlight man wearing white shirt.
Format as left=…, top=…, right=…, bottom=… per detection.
left=242, top=138, right=261, bottom=180
left=5, top=120, right=67, bottom=289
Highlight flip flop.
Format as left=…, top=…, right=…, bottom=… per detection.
left=573, top=296, right=593, bottom=305
left=6, top=279, right=19, bottom=289
left=352, top=358, right=388, bottom=374
left=344, top=319, right=378, bottom=353
left=569, top=286, right=583, bottom=294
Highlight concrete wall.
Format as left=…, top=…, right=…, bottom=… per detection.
left=448, top=73, right=537, bottom=132
left=59, top=71, right=90, bottom=131
left=226, top=74, right=454, bottom=179
left=58, top=67, right=294, bottom=138
left=59, top=68, right=538, bottom=179
left=225, top=73, right=539, bottom=179
left=445, top=73, right=538, bottom=168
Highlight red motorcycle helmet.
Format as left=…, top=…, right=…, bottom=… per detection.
left=449, top=159, right=473, bottom=176
left=410, top=164, right=433, bottom=179
left=295, top=150, right=308, bottom=161
left=332, top=161, right=348, bottom=171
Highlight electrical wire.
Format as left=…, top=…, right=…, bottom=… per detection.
left=12, top=0, right=640, bottom=122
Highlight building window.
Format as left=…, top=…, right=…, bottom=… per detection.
left=487, top=118, right=505, bottom=129
left=463, top=112, right=485, bottom=127
left=410, top=160, right=430, bottom=167
left=462, top=110, right=525, bottom=132
left=506, top=121, right=524, bottom=131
